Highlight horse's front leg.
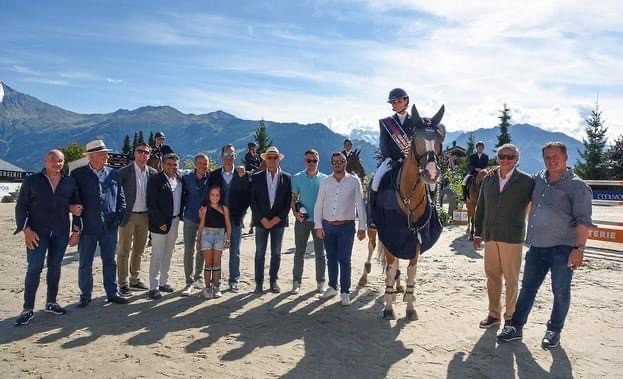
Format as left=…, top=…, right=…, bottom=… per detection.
left=382, top=252, right=398, bottom=320
left=404, top=248, right=420, bottom=321
left=357, top=228, right=377, bottom=287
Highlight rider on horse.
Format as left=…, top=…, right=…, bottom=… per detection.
left=368, top=88, right=416, bottom=227
left=462, top=141, right=488, bottom=201
left=151, top=131, right=174, bottom=161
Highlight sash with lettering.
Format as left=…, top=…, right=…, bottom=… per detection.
left=381, top=116, right=410, bottom=157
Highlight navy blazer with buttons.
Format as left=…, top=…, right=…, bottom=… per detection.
left=468, top=152, right=489, bottom=175
left=71, top=165, right=126, bottom=236
left=379, top=113, right=416, bottom=162
left=147, top=172, right=184, bottom=234
left=250, top=170, right=292, bottom=229
left=14, top=170, right=80, bottom=238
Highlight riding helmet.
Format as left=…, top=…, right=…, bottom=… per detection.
left=387, top=88, right=409, bottom=103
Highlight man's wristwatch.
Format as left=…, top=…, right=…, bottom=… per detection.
left=573, top=245, right=585, bottom=253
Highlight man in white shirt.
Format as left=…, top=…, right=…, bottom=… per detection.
left=116, top=143, right=157, bottom=295
left=314, top=152, right=367, bottom=306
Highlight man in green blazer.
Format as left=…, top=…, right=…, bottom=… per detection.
left=473, top=144, right=535, bottom=329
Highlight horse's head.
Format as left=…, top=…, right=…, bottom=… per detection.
left=410, top=104, right=446, bottom=184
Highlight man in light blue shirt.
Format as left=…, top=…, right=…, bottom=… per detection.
left=290, top=149, right=327, bottom=294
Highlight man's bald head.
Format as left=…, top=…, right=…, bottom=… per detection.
left=46, top=149, right=65, bottom=161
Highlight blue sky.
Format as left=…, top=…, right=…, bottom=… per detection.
left=1, top=0, right=622, bottom=140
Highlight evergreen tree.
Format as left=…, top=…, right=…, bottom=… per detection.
left=122, top=134, right=132, bottom=155
left=58, top=142, right=86, bottom=174
left=608, top=135, right=623, bottom=179
left=148, top=131, right=154, bottom=146
left=254, top=119, right=272, bottom=154
left=132, top=132, right=138, bottom=153
left=575, top=103, right=609, bottom=179
left=138, top=131, right=145, bottom=145
left=495, top=103, right=512, bottom=148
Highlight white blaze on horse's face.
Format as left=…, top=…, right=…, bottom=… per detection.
left=410, top=104, right=446, bottom=185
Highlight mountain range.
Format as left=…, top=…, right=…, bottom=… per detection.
left=1, top=81, right=582, bottom=175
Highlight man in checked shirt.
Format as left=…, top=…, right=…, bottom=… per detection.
left=497, top=141, right=592, bottom=350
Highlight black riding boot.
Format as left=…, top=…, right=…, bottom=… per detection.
left=367, top=189, right=377, bottom=228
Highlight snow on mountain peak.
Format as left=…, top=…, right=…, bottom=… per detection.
left=0, top=81, right=5, bottom=103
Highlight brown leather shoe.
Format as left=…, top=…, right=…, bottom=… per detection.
left=479, top=315, right=501, bottom=329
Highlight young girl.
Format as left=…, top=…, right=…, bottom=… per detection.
left=196, top=186, right=231, bottom=299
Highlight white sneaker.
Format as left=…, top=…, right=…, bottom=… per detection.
left=181, top=284, right=194, bottom=297
left=320, top=287, right=338, bottom=299
left=213, top=286, right=222, bottom=298
left=316, top=281, right=326, bottom=293
left=202, top=287, right=213, bottom=299
left=340, top=293, right=352, bottom=306
left=291, top=280, right=301, bottom=294
left=193, top=279, right=205, bottom=290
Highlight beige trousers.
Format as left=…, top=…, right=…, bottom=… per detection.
left=484, top=241, right=523, bottom=321
left=116, top=213, right=149, bottom=287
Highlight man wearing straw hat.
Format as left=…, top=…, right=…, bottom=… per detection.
left=250, top=146, right=292, bottom=294
left=71, top=139, right=128, bottom=307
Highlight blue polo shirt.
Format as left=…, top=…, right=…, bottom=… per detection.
left=182, top=171, right=210, bottom=224
left=292, top=170, right=327, bottom=221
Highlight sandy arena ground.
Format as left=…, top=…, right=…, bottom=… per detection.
left=0, top=202, right=621, bottom=378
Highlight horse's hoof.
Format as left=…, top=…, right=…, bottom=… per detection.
left=364, top=262, right=372, bottom=274
left=357, top=277, right=367, bottom=288
left=382, top=309, right=396, bottom=320
left=406, top=309, right=418, bottom=321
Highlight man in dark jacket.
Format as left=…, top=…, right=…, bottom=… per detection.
left=14, top=149, right=82, bottom=326
left=244, top=142, right=261, bottom=173
left=473, top=143, right=534, bottom=329
left=71, top=140, right=127, bottom=307
left=116, top=143, right=157, bottom=295
left=146, top=153, right=184, bottom=300
left=250, top=146, right=292, bottom=294
left=462, top=141, right=489, bottom=201
left=208, top=144, right=250, bottom=292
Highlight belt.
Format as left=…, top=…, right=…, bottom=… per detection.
left=132, top=211, right=148, bottom=214
left=323, top=219, right=354, bottom=225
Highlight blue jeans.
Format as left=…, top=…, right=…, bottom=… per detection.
left=23, top=232, right=69, bottom=310
left=78, top=230, right=119, bottom=300
left=323, top=221, right=356, bottom=294
left=254, top=226, right=285, bottom=284
left=512, top=245, right=574, bottom=333
left=228, top=224, right=243, bottom=285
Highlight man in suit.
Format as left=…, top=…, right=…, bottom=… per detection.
left=342, top=139, right=353, bottom=159
left=116, top=143, right=158, bottom=295
left=147, top=153, right=184, bottom=300
left=244, top=142, right=261, bottom=174
left=71, top=140, right=128, bottom=307
left=462, top=141, right=489, bottom=201
left=473, top=144, right=535, bottom=329
left=208, top=144, right=250, bottom=293
left=250, top=146, right=292, bottom=294
left=368, top=88, right=416, bottom=227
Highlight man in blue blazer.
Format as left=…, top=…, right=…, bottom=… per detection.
left=462, top=141, right=489, bottom=201
left=250, top=146, right=292, bottom=294
left=71, top=140, right=127, bottom=307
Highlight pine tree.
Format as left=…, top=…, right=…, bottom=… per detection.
left=132, top=132, right=138, bottom=153
left=58, top=142, right=86, bottom=174
left=254, top=119, right=272, bottom=154
left=575, top=103, right=609, bottom=179
left=608, top=135, right=623, bottom=179
left=148, top=131, right=154, bottom=146
left=138, top=131, right=145, bottom=145
left=495, top=103, right=512, bottom=148
left=122, top=135, right=132, bottom=155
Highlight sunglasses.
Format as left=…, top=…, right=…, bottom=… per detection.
left=136, top=150, right=150, bottom=155
left=305, top=159, right=318, bottom=164
left=265, top=156, right=279, bottom=161
left=331, top=160, right=345, bottom=165
left=497, top=154, right=516, bottom=160
left=222, top=152, right=235, bottom=158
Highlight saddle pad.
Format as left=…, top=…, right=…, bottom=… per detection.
left=374, top=166, right=443, bottom=259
